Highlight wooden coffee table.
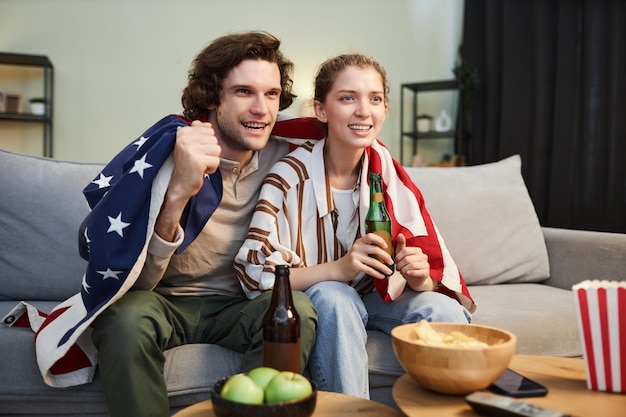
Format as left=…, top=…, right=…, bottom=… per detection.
left=173, top=390, right=404, bottom=417
left=393, top=354, right=625, bottom=417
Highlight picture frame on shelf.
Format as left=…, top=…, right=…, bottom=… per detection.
left=1, top=92, right=22, bottom=113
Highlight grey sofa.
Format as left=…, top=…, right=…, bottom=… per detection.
left=1, top=148, right=625, bottom=416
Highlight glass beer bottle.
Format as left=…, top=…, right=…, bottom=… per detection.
left=364, top=172, right=395, bottom=275
left=262, top=265, right=301, bottom=372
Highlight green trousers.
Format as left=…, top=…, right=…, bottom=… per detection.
left=91, top=290, right=318, bottom=417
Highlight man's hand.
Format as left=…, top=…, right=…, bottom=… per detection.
left=155, top=121, right=222, bottom=242
left=168, top=120, right=222, bottom=201
left=395, top=233, right=434, bottom=291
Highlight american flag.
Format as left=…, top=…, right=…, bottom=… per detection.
left=1, top=114, right=324, bottom=387
left=1, top=114, right=474, bottom=388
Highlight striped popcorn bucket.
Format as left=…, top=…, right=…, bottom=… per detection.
left=572, top=280, right=626, bottom=393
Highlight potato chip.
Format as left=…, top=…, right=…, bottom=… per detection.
left=412, top=320, right=488, bottom=348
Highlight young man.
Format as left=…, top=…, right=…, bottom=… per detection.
left=72, top=32, right=317, bottom=417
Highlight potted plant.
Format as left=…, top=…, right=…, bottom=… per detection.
left=416, top=114, right=433, bottom=133
left=29, top=97, right=46, bottom=115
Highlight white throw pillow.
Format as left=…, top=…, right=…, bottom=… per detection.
left=406, top=155, right=549, bottom=285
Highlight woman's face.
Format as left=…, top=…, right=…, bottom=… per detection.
left=314, top=66, right=388, bottom=150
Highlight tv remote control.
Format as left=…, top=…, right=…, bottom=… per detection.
left=465, top=391, right=573, bottom=417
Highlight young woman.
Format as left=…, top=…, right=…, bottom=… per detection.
left=235, top=54, right=475, bottom=398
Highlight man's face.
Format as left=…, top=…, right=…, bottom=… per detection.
left=210, top=59, right=282, bottom=156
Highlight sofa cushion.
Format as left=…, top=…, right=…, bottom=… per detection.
left=468, top=283, right=581, bottom=357
left=406, top=155, right=550, bottom=285
left=0, top=299, right=397, bottom=415
left=0, top=300, right=243, bottom=415
left=0, top=150, right=104, bottom=301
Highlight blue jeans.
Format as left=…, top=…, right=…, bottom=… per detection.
left=305, top=281, right=471, bottom=398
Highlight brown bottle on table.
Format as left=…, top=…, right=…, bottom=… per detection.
left=364, top=172, right=395, bottom=275
left=263, top=265, right=301, bottom=372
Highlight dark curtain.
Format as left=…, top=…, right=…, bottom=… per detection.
left=460, top=0, right=626, bottom=233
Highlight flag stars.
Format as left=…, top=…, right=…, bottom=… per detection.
left=81, top=274, right=91, bottom=294
left=97, top=268, right=123, bottom=280
left=92, top=173, right=113, bottom=189
left=129, top=154, right=153, bottom=179
left=107, top=212, right=131, bottom=237
left=133, top=136, right=149, bottom=149
left=83, top=227, right=91, bottom=245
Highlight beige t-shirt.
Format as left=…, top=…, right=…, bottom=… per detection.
left=134, top=138, right=289, bottom=297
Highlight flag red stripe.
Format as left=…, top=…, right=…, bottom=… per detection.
left=35, top=306, right=71, bottom=337
left=271, top=117, right=325, bottom=140
left=373, top=277, right=389, bottom=302
left=49, top=342, right=93, bottom=375
left=14, top=313, right=34, bottom=328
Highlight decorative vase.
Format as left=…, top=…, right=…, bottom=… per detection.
left=435, top=110, right=452, bottom=132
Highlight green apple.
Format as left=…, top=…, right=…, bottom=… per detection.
left=247, top=366, right=280, bottom=390
left=220, top=373, right=264, bottom=405
left=264, top=371, right=313, bottom=404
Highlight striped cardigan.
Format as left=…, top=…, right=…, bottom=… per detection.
left=234, top=138, right=475, bottom=311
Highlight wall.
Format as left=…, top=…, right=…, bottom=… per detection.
left=0, top=0, right=463, bottom=163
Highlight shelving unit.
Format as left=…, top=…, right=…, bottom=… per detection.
left=0, top=52, right=54, bottom=157
left=399, top=80, right=463, bottom=166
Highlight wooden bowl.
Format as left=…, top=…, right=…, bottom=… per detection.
left=391, top=322, right=517, bottom=395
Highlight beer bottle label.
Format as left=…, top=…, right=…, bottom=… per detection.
left=371, top=192, right=384, bottom=203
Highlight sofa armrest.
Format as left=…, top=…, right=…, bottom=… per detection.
left=542, top=227, right=626, bottom=290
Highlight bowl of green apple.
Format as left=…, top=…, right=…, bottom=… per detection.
left=211, top=367, right=317, bottom=417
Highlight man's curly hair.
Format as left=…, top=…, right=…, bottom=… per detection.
left=181, top=31, right=296, bottom=120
